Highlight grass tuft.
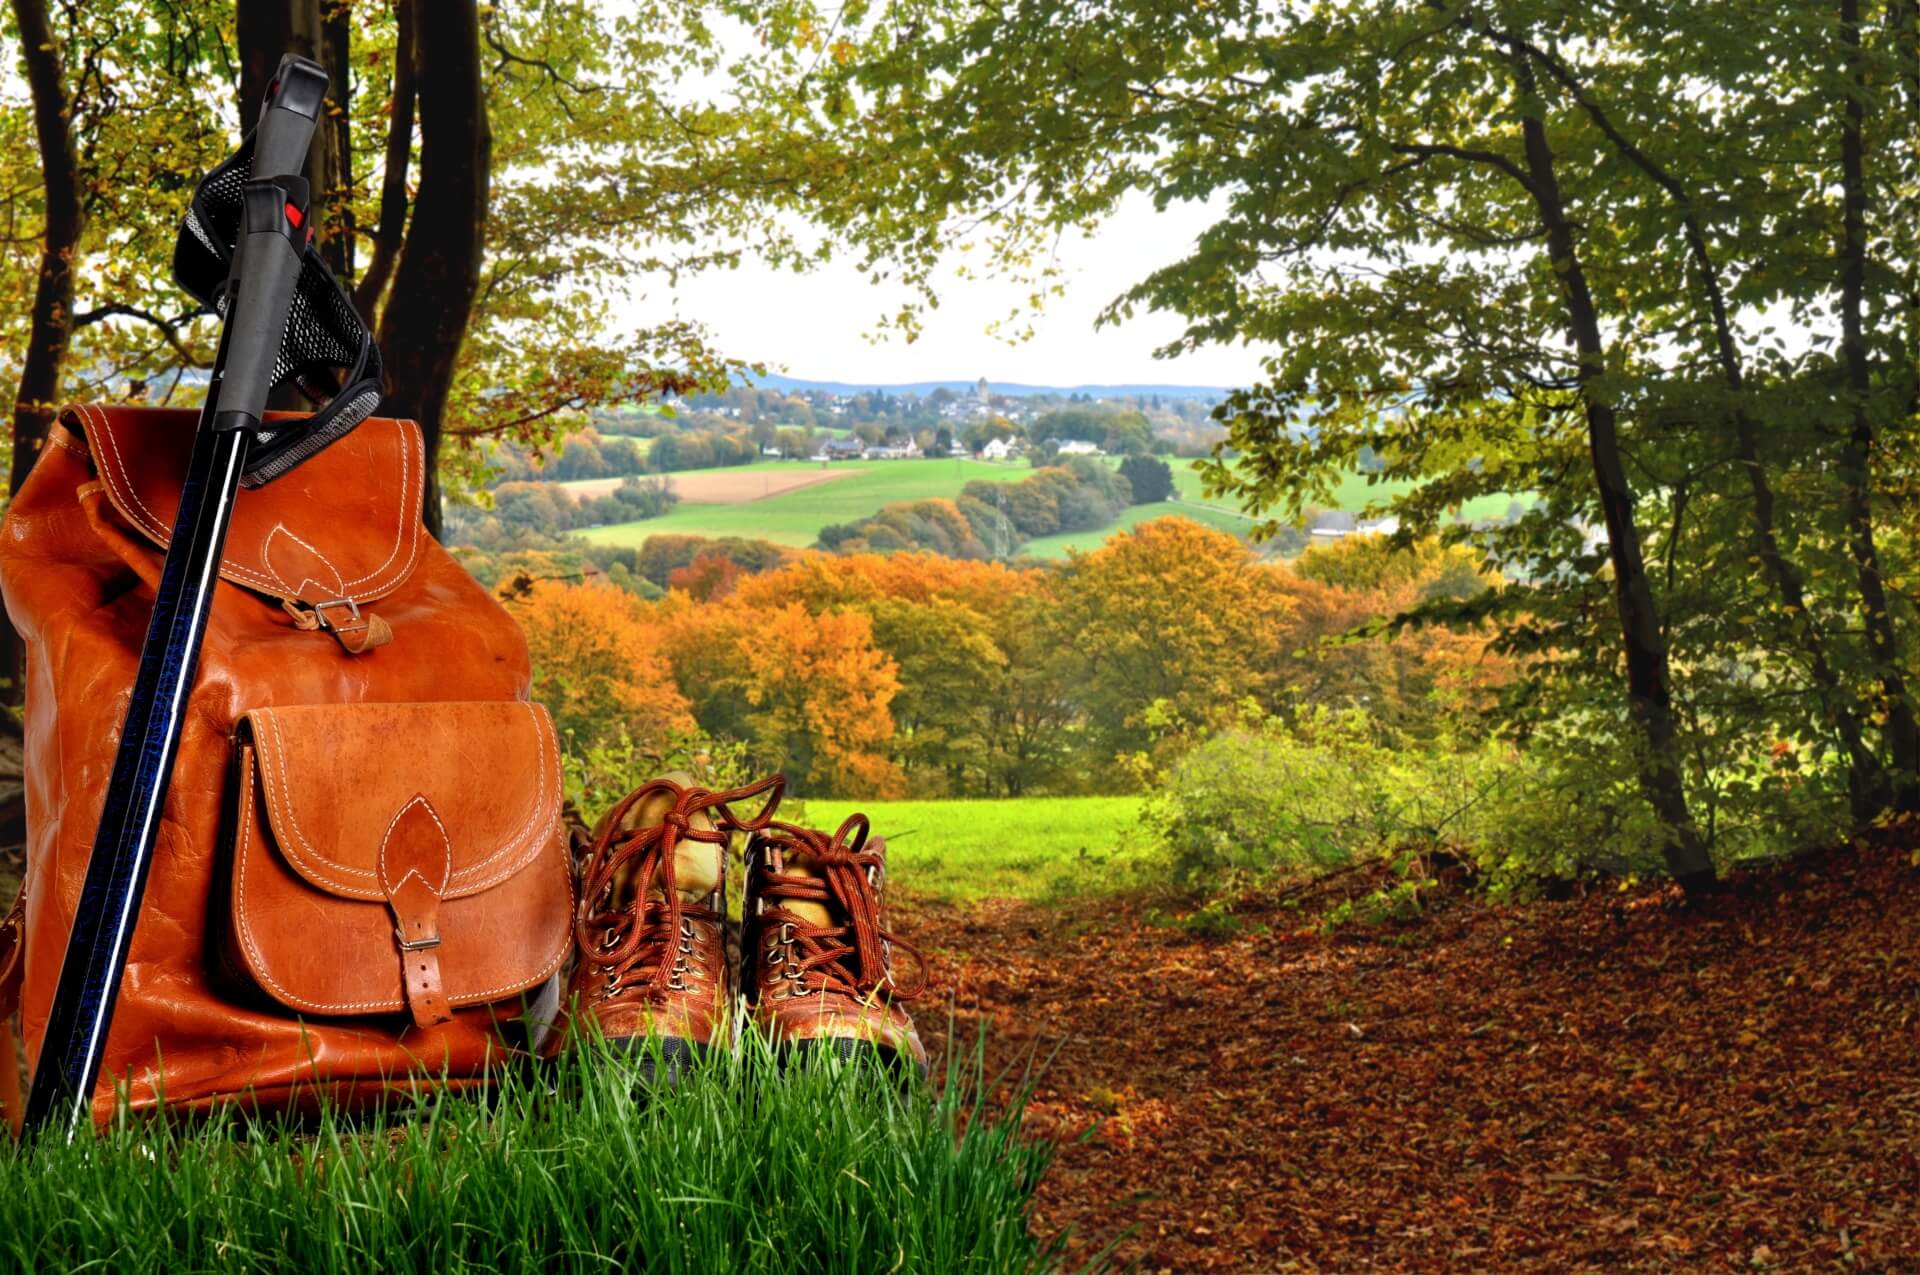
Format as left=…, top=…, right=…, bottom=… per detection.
left=0, top=1033, right=1064, bottom=1274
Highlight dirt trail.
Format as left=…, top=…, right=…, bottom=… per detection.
left=904, top=843, right=1920, bottom=1273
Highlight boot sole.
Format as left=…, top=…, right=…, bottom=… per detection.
left=608, top=1035, right=711, bottom=1087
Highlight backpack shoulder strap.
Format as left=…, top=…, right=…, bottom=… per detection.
left=0, top=891, right=22, bottom=1137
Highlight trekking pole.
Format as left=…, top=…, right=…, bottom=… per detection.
left=21, top=56, right=330, bottom=1140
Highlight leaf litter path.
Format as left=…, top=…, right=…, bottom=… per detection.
left=901, top=843, right=1920, bottom=1273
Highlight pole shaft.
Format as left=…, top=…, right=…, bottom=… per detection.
left=20, top=419, right=247, bottom=1138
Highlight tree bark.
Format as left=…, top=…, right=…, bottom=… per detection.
left=237, top=0, right=352, bottom=279
left=4, top=0, right=85, bottom=707
left=377, top=0, right=489, bottom=538
left=1837, top=0, right=1920, bottom=808
left=1513, top=80, right=1715, bottom=890
left=9, top=0, right=83, bottom=501
left=352, top=0, right=415, bottom=324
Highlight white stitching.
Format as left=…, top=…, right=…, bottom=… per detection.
left=262, top=524, right=348, bottom=599
left=340, top=419, right=422, bottom=589
left=236, top=757, right=575, bottom=1013
left=75, top=405, right=423, bottom=603
left=377, top=795, right=452, bottom=897
left=257, top=709, right=383, bottom=894
left=235, top=749, right=400, bottom=1011
left=250, top=704, right=559, bottom=895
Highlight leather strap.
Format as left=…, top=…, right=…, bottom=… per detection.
left=1, top=889, right=23, bottom=1137
left=378, top=796, right=453, bottom=1028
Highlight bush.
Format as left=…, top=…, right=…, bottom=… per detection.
left=1142, top=707, right=1519, bottom=891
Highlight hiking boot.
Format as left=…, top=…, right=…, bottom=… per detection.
left=744, top=812, right=929, bottom=1076
left=543, top=772, right=784, bottom=1078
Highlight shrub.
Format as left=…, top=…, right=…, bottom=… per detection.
left=1143, top=707, right=1519, bottom=891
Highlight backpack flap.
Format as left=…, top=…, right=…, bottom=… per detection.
left=62, top=404, right=423, bottom=653
left=226, top=702, right=572, bottom=1029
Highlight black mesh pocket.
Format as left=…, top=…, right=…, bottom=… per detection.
left=173, top=132, right=384, bottom=487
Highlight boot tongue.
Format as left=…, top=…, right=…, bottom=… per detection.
left=601, top=772, right=722, bottom=905
left=780, top=849, right=835, bottom=928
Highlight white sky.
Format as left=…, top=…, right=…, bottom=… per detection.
left=620, top=191, right=1277, bottom=389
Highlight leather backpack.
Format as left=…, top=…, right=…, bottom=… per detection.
left=0, top=403, right=572, bottom=1131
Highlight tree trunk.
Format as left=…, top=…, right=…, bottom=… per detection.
left=4, top=0, right=85, bottom=707
left=352, top=0, right=416, bottom=324
left=1515, top=92, right=1715, bottom=890
left=237, top=0, right=349, bottom=275
left=376, top=0, right=489, bottom=538
left=1837, top=0, right=1920, bottom=809
left=9, top=0, right=83, bottom=501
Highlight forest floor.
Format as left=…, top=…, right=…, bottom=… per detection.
left=903, top=836, right=1920, bottom=1273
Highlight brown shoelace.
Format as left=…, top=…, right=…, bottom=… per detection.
left=756, top=813, right=928, bottom=1002
left=574, top=774, right=785, bottom=1006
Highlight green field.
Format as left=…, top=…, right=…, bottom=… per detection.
left=791, top=795, right=1149, bottom=903
left=576, top=454, right=1522, bottom=557
left=576, top=458, right=1030, bottom=549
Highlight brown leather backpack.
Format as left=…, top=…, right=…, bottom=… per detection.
left=0, top=404, right=571, bottom=1131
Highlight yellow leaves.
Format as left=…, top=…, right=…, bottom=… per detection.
left=509, top=581, right=694, bottom=757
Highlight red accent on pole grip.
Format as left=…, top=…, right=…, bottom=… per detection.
left=284, top=203, right=303, bottom=228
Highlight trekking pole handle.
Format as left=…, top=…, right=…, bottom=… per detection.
left=251, top=54, right=329, bottom=179
left=210, top=178, right=310, bottom=433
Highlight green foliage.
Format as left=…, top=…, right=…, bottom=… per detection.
left=647, top=431, right=760, bottom=473
left=446, top=478, right=678, bottom=548
left=1140, top=707, right=1511, bottom=890
left=1117, top=455, right=1174, bottom=505
left=562, top=724, right=753, bottom=816
left=0, top=1038, right=1060, bottom=1274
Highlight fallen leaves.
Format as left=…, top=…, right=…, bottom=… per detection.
left=903, top=839, right=1920, bottom=1272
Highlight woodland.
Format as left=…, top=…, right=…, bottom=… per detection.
left=0, top=2, right=1917, bottom=1270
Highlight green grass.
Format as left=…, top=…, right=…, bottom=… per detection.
left=790, top=796, right=1149, bottom=904
left=0, top=1038, right=1062, bottom=1274
left=1169, top=463, right=1525, bottom=525
left=578, top=459, right=1031, bottom=549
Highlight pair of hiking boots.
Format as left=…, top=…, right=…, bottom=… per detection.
left=540, top=773, right=927, bottom=1077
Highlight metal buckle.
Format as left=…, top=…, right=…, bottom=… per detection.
left=310, top=597, right=367, bottom=635
left=394, top=927, right=442, bottom=952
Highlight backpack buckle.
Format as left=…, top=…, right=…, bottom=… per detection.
left=281, top=595, right=366, bottom=635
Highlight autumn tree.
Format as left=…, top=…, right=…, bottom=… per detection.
left=508, top=580, right=692, bottom=752
left=1053, top=519, right=1295, bottom=759
left=709, top=0, right=1920, bottom=887
left=2, top=1, right=828, bottom=535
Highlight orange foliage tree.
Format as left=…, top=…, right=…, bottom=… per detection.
left=649, top=592, right=905, bottom=796
left=508, top=581, right=693, bottom=753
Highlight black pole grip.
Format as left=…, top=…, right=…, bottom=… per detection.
left=210, top=178, right=310, bottom=433
left=251, top=54, right=328, bottom=178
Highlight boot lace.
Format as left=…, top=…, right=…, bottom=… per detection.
left=755, top=813, right=928, bottom=1002
left=574, top=774, right=784, bottom=1006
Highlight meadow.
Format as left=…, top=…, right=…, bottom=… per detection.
left=571, top=455, right=1522, bottom=557
left=790, top=796, right=1148, bottom=903
left=574, top=458, right=1029, bottom=549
